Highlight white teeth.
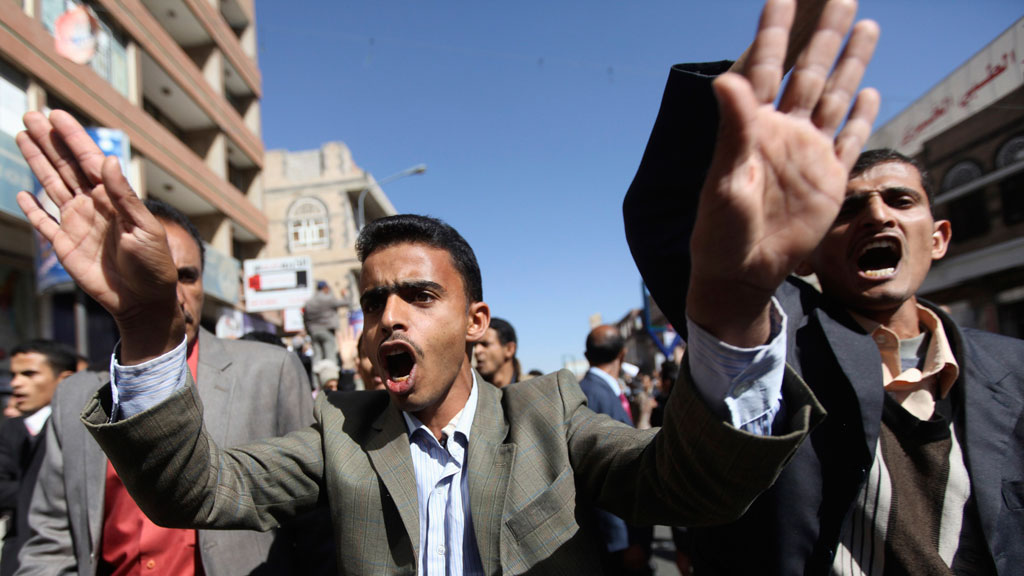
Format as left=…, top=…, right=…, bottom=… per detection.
left=860, top=239, right=898, bottom=255
left=864, top=268, right=896, bottom=278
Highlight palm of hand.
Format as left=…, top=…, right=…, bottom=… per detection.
left=48, top=190, right=178, bottom=320
left=693, top=101, right=848, bottom=296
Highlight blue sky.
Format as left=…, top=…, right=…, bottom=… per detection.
left=257, top=1, right=1023, bottom=373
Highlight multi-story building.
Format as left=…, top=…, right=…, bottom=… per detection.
left=1, top=0, right=265, bottom=367
left=868, top=16, right=1024, bottom=338
left=263, top=142, right=400, bottom=369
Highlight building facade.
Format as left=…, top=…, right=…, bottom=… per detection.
left=867, top=16, right=1024, bottom=338
left=263, top=142, right=397, bottom=369
left=1, top=0, right=266, bottom=368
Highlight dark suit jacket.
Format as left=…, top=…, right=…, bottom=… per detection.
left=82, top=365, right=823, bottom=576
left=18, top=329, right=327, bottom=576
left=622, top=61, right=1024, bottom=575
left=577, top=369, right=632, bottom=553
left=0, top=416, right=46, bottom=576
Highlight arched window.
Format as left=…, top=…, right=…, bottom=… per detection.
left=941, top=160, right=989, bottom=243
left=287, top=197, right=330, bottom=252
left=996, top=134, right=1024, bottom=225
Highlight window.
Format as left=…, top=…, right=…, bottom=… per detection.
left=287, top=197, right=330, bottom=252
left=42, top=1, right=129, bottom=98
left=996, top=135, right=1024, bottom=226
left=941, top=160, right=989, bottom=243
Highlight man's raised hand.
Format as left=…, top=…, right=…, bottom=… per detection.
left=16, top=111, right=184, bottom=363
left=688, top=0, right=880, bottom=347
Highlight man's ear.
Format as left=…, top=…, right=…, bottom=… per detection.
left=57, top=370, right=74, bottom=383
left=466, top=301, right=490, bottom=343
left=932, top=219, right=952, bottom=261
left=504, top=341, right=517, bottom=360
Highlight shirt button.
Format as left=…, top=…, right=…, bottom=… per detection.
left=146, top=560, right=156, bottom=569
left=437, top=545, right=446, bottom=555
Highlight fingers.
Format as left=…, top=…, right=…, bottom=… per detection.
left=777, top=0, right=857, bottom=118
left=100, top=155, right=150, bottom=227
left=15, top=191, right=61, bottom=244
left=712, top=72, right=763, bottom=163
left=20, top=111, right=100, bottom=203
left=741, top=0, right=797, bottom=104
left=812, top=19, right=879, bottom=136
left=835, top=88, right=880, bottom=169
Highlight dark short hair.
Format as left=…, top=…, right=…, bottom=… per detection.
left=489, top=317, right=517, bottom=347
left=356, top=214, right=483, bottom=303
left=145, top=198, right=205, bottom=270
left=240, top=331, right=284, bottom=347
left=851, top=149, right=934, bottom=207
left=659, top=360, right=679, bottom=383
left=12, top=339, right=77, bottom=375
left=584, top=327, right=624, bottom=365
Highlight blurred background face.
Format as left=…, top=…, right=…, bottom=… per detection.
left=10, top=352, right=69, bottom=415
left=473, top=327, right=512, bottom=379
left=162, top=220, right=205, bottom=349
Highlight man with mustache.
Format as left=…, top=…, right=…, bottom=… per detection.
left=622, top=0, right=1024, bottom=572
left=12, top=0, right=877, bottom=572
left=17, top=200, right=330, bottom=575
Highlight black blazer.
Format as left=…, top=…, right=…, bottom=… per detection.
left=0, top=416, right=47, bottom=576
left=622, top=61, right=1024, bottom=575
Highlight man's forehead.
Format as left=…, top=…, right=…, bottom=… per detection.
left=361, top=244, right=457, bottom=284
left=847, top=161, right=924, bottom=194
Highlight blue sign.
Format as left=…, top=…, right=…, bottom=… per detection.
left=34, top=127, right=131, bottom=294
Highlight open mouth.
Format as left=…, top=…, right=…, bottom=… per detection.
left=379, top=341, right=418, bottom=394
left=857, top=238, right=901, bottom=279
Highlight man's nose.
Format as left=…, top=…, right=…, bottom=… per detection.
left=861, top=195, right=894, bottom=228
left=380, top=295, right=408, bottom=335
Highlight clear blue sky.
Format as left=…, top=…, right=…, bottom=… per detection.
left=257, top=0, right=1023, bottom=374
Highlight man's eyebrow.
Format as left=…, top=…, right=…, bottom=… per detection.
left=360, top=280, right=446, bottom=303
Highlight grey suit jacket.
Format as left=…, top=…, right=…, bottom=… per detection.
left=17, top=329, right=316, bottom=576
left=81, top=359, right=823, bottom=575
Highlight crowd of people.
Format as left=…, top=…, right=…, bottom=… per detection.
left=2, top=0, right=1022, bottom=574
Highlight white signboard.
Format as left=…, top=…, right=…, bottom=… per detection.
left=868, top=18, right=1024, bottom=155
left=243, top=256, right=313, bottom=312
left=283, top=307, right=305, bottom=333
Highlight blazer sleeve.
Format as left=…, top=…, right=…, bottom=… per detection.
left=0, top=419, right=24, bottom=511
left=566, top=356, right=824, bottom=527
left=622, top=61, right=731, bottom=336
left=81, top=377, right=325, bottom=533
left=16, top=389, right=77, bottom=575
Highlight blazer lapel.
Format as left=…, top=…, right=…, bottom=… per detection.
left=466, top=377, right=514, bottom=576
left=366, top=402, right=421, bottom=562
left=814, top=307, right=886, bottom=458
left=197, top=329, right=234, bottom=443
left=84, top=382, right=110, bottom=555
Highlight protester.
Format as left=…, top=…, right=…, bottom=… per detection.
left=623, top=0, right=1024, bottom=573
left=0, top=339, right=75, bottom=576
left=473, top=317, right=520, bottom=387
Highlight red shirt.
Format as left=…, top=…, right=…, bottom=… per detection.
left=99, top=341, right=203, bottom=576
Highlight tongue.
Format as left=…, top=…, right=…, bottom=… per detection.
left=387, top=376, right=413, bottom=395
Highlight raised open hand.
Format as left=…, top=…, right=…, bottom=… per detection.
left=16, top=111, right=184, bottom=362
left=688, top=0, right=879, bottom=346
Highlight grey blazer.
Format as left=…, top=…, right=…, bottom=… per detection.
left=82, top=361, right=824, bottom=575
left=17, top=329, right=316, bottom=576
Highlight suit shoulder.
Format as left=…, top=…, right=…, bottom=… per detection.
left=959, top=327, right=1024, bottom=368
left=501, top=370, right=580, bottom=413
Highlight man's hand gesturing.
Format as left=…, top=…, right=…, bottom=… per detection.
left=688, top=0, right=880, bottom=347
left=16, top=110, right=184, bottom=363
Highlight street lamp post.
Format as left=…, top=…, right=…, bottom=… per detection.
left=356, top=163, right=427, bottom=230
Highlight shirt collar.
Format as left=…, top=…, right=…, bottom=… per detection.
left=587, top=366, right=622, bottom=398
left=852, top=303, right=959, bottom=398
left=23, top=405, right=52, bottom=436
left=401, top=371, right=479, bottom=444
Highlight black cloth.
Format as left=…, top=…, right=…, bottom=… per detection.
left=0, top=417, right=47, bottom=576
left=622, top=61, right=1024, bottom=575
